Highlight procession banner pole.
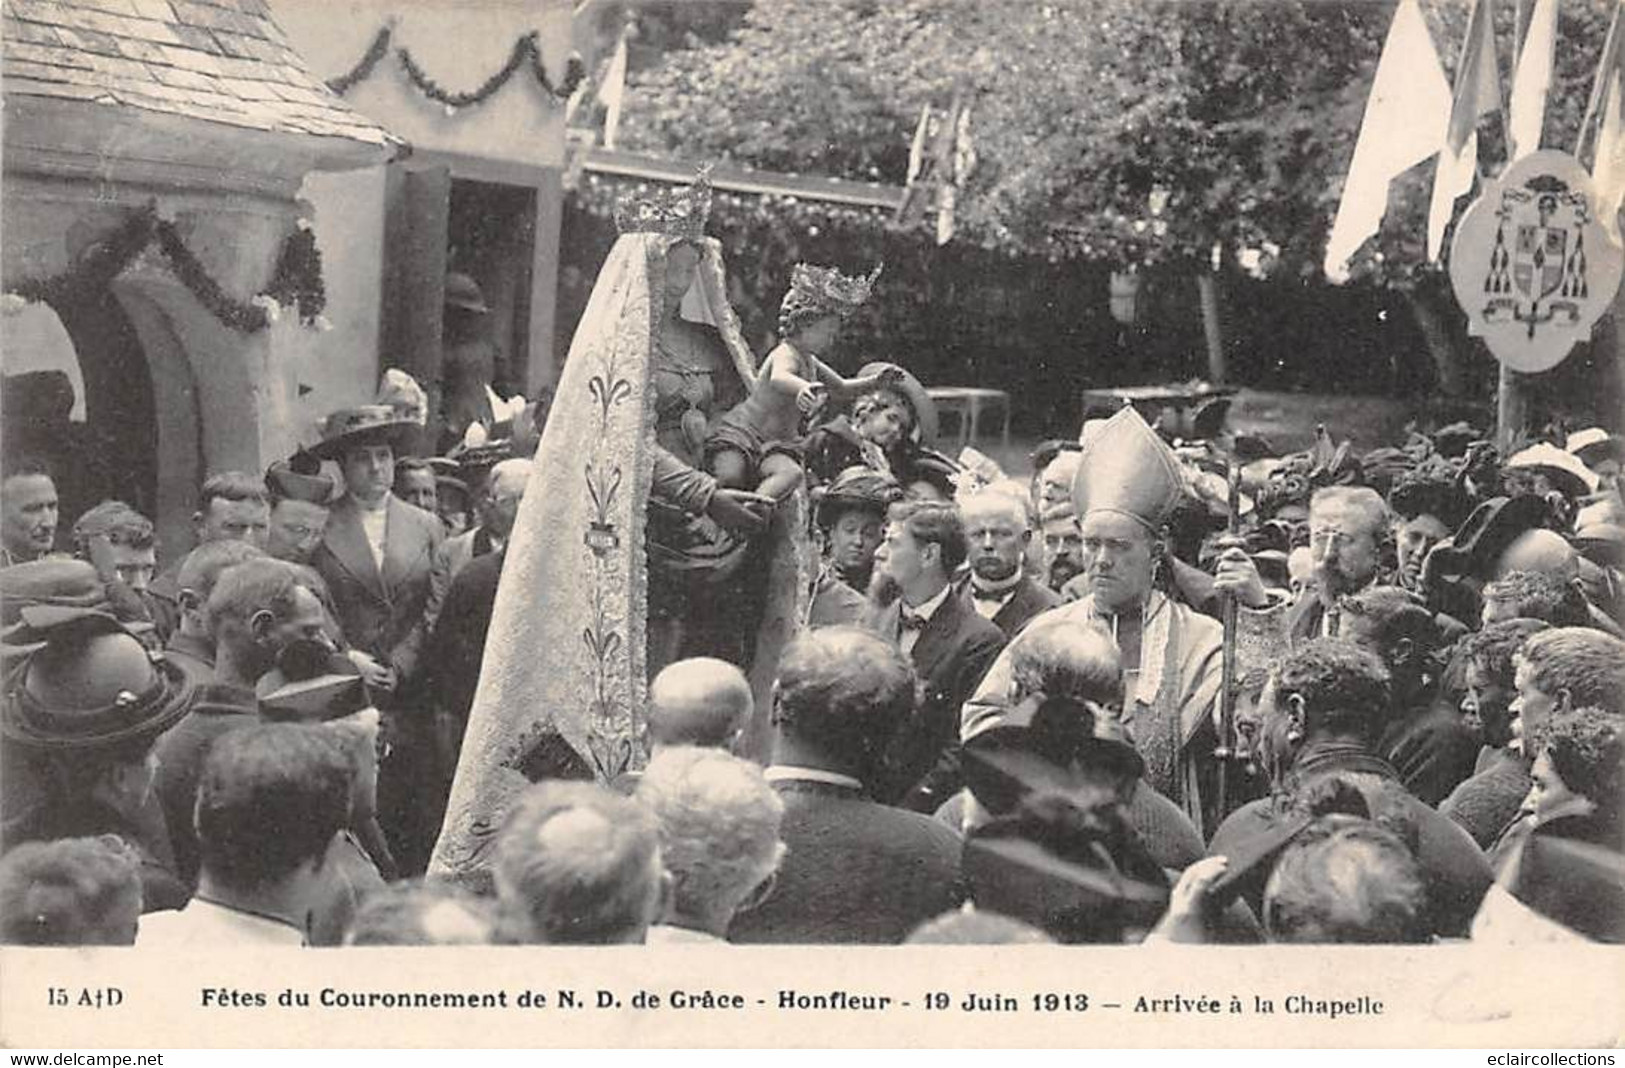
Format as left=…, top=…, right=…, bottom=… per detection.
left=1496, top=362, right=1527, bottom=453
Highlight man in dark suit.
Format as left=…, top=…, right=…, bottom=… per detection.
left=867, top=500, right=1005, bottom=811
left=308, top=405, right=445, bottom=873
left=728, top=626, right=963, bottom=944
left=956, top=488, right=1060, bottom=640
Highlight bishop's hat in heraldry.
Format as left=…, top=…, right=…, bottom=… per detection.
left=1070, top=405, right=1186, bottom=533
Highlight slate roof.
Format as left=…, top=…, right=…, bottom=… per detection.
left=2, top=0, right=392, bottom=147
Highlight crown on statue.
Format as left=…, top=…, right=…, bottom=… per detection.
left=782, top=262, right=883, bottom=320
left=613, top=166, right=714, bottom=237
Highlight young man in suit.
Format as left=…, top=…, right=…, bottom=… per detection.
left=308, top=404, right=445, bottom=874
left=868, top=499, right=1005, bottom=811
left=728, top=626, right=963, bottom=944
left=956, top=487, right=1060, bottom=640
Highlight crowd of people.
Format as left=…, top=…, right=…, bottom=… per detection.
left=1, top=174, right=1622, bottom=949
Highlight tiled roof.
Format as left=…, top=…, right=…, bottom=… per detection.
left=2, top=0, right=392, bottom=147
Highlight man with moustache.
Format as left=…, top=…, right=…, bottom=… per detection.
left=956, top=488, right=1060, bottom=639
left=866, top=499, right=1005, bottom=811
left=1040, top=501, right=1088, bottom=596
left=1, top=456, right=61, bottom=566
left=1215, top=485, right=1390, bottom=657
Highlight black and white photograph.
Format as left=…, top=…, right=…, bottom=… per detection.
left=0, top=0, right=1623, bottom=1052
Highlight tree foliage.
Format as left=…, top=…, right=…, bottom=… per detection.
left=618, top=0, right=1614, bottom=275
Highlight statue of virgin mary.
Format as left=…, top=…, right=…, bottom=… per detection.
left=430, top=171, right=809, bottom=884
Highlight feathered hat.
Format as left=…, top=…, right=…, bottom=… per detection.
left=780, top=262, right=882, bottom=323
left=613, top=166, right=714, bottom=238
left=1070, top=405, right=1186, bottom=533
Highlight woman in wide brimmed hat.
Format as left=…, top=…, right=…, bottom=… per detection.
left=1, top=610, right=195, bottom=913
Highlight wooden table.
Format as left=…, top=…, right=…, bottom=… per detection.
left=927, top=386, right=1011, bottom=455
left=1079, top=384, right=1236, bottom=439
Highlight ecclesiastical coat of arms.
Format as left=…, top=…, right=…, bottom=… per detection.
left=1449, top=150, right=1623, bottom=373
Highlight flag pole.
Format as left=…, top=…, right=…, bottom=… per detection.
left=1576, top=0, right=1624, bottom=166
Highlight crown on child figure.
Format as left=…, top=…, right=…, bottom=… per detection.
left=614, top=166, right=714, bottom=237
left=782, top=262, right=883, bottom=319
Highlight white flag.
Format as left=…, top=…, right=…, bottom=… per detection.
left=1324, top=0, right=1452, bottom=281
left=1427, top=0, right=1501, bottom=260
left=601, top=28, right=629, bottom=150
left=1508, top=0, right=1557, bottom=160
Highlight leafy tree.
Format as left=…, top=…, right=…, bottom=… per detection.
left=608, top=0, right=1617, bottom=412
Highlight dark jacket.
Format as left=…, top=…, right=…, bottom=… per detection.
left=1377, top=701, right=1481, bottom=807
left=161, top=629, right=215, bottom=688
left=424, top=548, right=506, bottom=730
left=955, top=574, right=1061, bottom=640
left=728, top=777, right=963, bottom=944
left=3, top=797, right=187, bottom=914
left=867, top=587, right=1006, bottom=810
left=1206, top=745, right=1493, bottom=939
left=151, top=683, right=259, bottom=888
left=310, top=494, right=444, bottom=687
left=1440, top=750, right=1533, bottom=851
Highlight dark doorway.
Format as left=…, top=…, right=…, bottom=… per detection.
left=3, top=289, right=157, bottom=537
left=447, top=178, right=538, bottom=398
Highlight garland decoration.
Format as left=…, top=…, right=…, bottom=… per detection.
left=152, top=216, right=270, bottom=332
left=331, top=29, right=584, bottom=109
left=263, top=223, right=328, bottom=325
left=325, top=26, right=392, bottom=96
left=2, top=203, right=327, bottom=334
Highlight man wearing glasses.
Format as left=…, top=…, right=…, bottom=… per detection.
left=1215, top=486, right=1391, bottom=651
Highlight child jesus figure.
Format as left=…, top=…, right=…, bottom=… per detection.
left=706, top=263, right=903, bottom=501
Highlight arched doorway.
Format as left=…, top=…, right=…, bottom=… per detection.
left=2, top=290, right=157, bottom=542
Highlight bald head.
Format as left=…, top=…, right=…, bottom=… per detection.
left=1495, top=529, right=1579, bottom=582
left=487, top=458, right=532, bottom=499
left=647, top=657, right=752, bottom=750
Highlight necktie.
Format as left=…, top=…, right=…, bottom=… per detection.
left=900, top=609, right=928, bottom=632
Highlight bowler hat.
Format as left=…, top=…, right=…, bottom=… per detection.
left=2, top=610, right=194, bottom=750
left=310, top=405, right=417, bottom=462
left=443, top=272, right=490, bottom=314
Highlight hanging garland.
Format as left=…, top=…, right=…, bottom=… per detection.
left=1, top=203, right=327, bottom=334
left=329, top=28, right=584, bottom=109
left=325, top=26, right=392, bottom=96
left=263, top=224, right=327, bottom=325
